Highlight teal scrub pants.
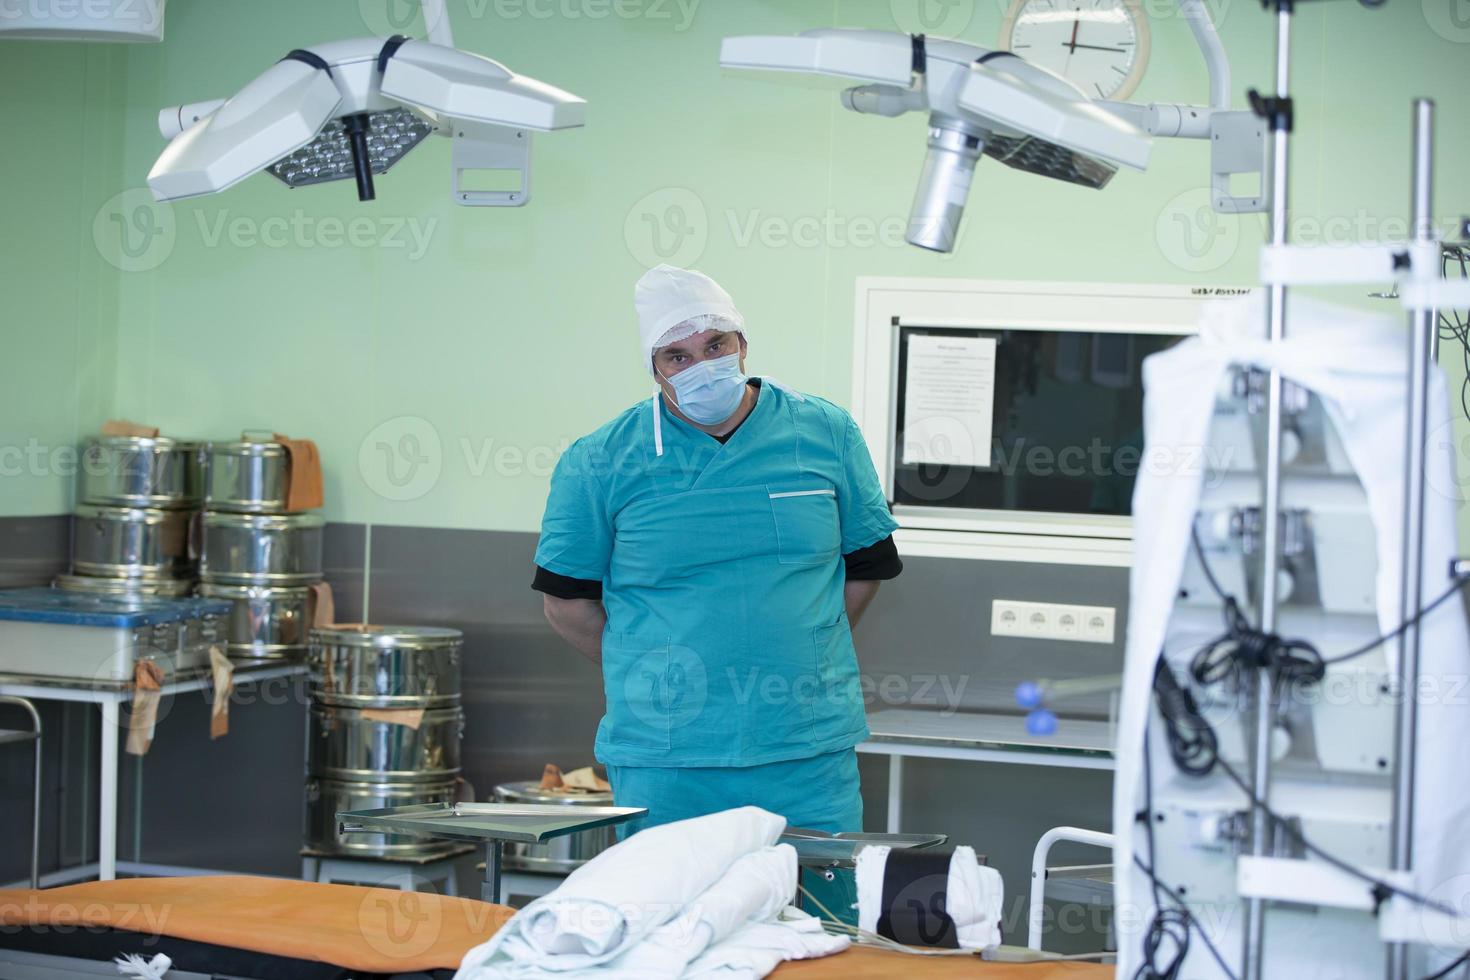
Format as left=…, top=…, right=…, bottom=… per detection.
left=606, top=748, right=863, bottom=926
left=605, top=747, right=863, bottom=837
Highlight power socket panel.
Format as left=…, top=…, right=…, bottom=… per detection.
left=990, top=599, right=1116, bottom=645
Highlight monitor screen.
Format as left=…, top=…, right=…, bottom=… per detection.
left=892, top=326, right=1186, bottom=517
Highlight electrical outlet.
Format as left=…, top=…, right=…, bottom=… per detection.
left=1054, top=607, right=1081, bottom=638
left=1081, top=607, right=1116, bottom=643
left=1024, top=606, right=1051, bottom=635
left=990, top=600, right=1117, bottom=645
left=992, top=602, right=1022, bottom=635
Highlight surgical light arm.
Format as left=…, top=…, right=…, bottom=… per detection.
left=1092, top=0, right=1265, bottom=213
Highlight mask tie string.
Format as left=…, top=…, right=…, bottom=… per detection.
left=651, top=392, right=664, bottom=457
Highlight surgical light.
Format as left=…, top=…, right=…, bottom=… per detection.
left=147, top=1, right=585, bottom=207
left=721, top=14, right=1266, bottom=253
left=265, top=108, right=433, bottom=198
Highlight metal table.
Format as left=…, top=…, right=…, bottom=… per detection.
left=337, top=802, right=647, bottom=904
left=0, top=661, right=305, bottom=885
left=858, top=709, right=1115, bottom=833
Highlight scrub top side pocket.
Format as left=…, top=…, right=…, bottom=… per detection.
left=600, top=633, right=691, bottom=752
left=767, top=487, right=841, bottom=566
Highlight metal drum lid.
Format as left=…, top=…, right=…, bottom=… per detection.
left=309, top=624, right=463, bottom=649
left=494, top=781, right=613, bottom=805
left=207, top=440, right=288, bottom=459
left=202, top=511, right=324, bottom=531
left=197, top=581, right=313, bottom=600
left=54, top=574, right=194, bottom=597
left=75, top=502, right=189, bottom=525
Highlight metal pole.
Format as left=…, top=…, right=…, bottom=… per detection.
left=483, top=840, right=503, bottom=904
left=1387, top=97, right=1436, bottom=980
left=98, top=700, right=119, bottom=881
left=32, top=716, right=41, bottom=890
left=1241, top=5, right=1294, bottom=978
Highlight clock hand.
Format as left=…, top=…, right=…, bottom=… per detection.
left=1067, top=16, right=1080, bottom=54
left=1061, top=42, right=1128, bottom=53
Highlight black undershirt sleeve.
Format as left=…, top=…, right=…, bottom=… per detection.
left=843, top=534, right=903, bottom=581
left=532, top=565, right=603, bottom=601
left=534, top=534, right=902, bottom=598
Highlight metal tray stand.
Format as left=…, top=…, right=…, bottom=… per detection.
left=337, top=802, right=647, bottom=903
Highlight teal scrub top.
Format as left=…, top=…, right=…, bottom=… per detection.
left=534, top=381, right=899, bottom=768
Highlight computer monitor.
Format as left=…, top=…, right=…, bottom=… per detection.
left=851, top=279, right=1250, bottom=564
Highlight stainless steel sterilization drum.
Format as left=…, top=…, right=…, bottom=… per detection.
left=307, top=703, right=465, bottom=782
left=308, top=625, right=463, bottom=708
left=200, top=511, right=324, bottom=585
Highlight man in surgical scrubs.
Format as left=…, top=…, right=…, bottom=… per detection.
left=533, top=264, right=902, bottom=837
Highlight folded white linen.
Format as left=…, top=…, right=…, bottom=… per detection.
left=685, top=909, right=850, bottom=979
left=454, top=807, right=847, bottom=980
left=854, top=844, right=1002, bottom=950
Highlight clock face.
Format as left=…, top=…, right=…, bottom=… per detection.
left=1002, top=0, right=1150, bottom=101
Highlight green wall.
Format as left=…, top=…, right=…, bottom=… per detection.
left=3, top=0, right=1468, bottom=534
left=0, top=43, right=126, bottom=516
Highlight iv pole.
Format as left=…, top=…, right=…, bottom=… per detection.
left=1239, top=1, right=1295, bottom=975
left=1387, top=96, right=1435, bottom=980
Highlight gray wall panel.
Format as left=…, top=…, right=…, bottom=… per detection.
left=0, top=515, right=69, bottom=588
left=322, top=522, right=366, bottom=624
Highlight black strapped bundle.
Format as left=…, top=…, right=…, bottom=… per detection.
left=1189, top=595, right=1324, bottom=688
left=874, top=847, right=960, bottom=949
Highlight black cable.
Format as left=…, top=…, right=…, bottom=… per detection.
left=1208, top=752, right=1461, bottom=920
left=1134, top=728, right=1241, bottom=980
left=1148, top=656, right=1467, bottom=947
left=1190, top=524, right=1470, bottom=668
left=1189, top=594, right=1325, bottom=686
left=1323, top=577, right=1470, bottom=665
left=1153, top=659, right=1219, bottom=777
left=1191, top=523, right=1232, bottom=601
left=1186, top=526, right=1324, bottom=686
left=1438, top=244, right=1470, bottom=421
left=1177, top=500, right=1470, bottom=967
left=1162, top=536, right=1469, bottom=920
left=1420, top=949, right=1470, bottom=980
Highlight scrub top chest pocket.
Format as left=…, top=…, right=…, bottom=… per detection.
left=767, top=486, right=841, bottom=565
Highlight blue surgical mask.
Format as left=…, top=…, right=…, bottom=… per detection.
left=661, top=352, right=748, bottom=425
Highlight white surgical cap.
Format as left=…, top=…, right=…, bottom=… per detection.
left=634, top=264, right=745, bottom=376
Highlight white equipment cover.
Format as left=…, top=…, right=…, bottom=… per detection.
left=1112, top=293, right=1470, bottom=977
